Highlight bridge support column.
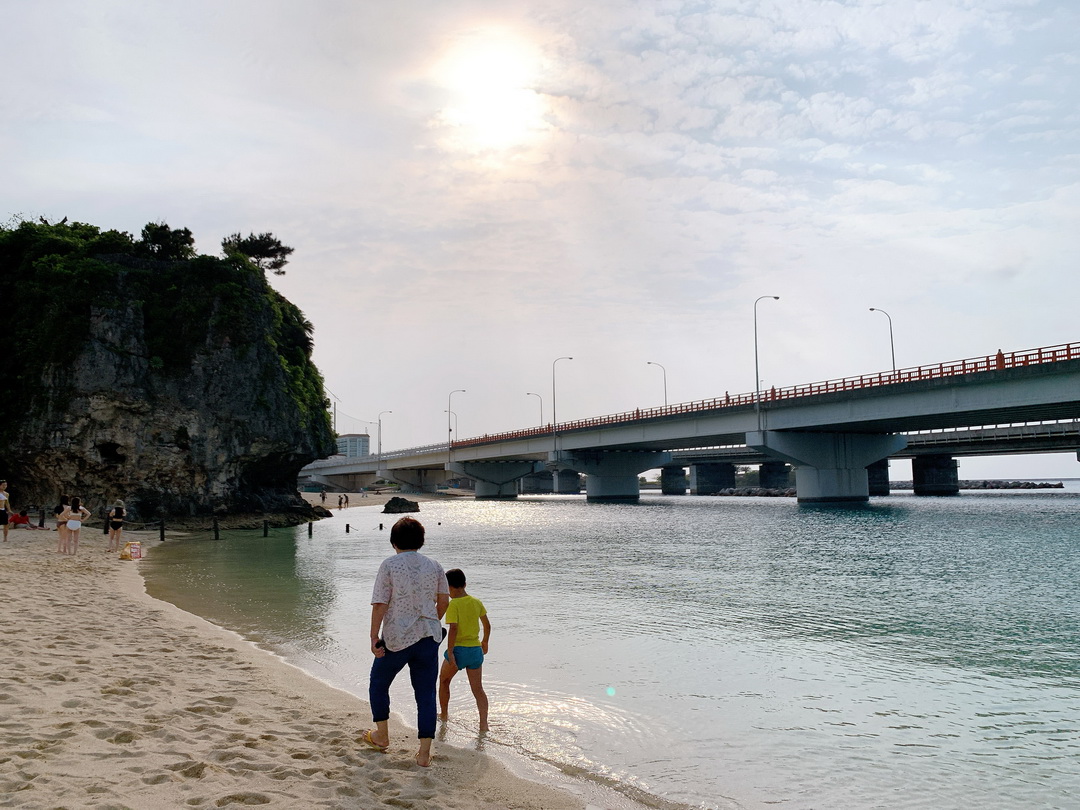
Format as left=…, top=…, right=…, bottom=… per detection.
left=449, top=461, right=545, bottom=500
left=759, top=461, right=791, bottom=490
left=561, top=451, right=672, bottom=502
left=867, top=459, right=891, bottom=496
left=746, top=431, right=907, bottom=504
left=381, top=469, right=446, bottom=494
left=660, top=466, right=687, bottom=495
left=689, top=462, right=736, bottom=495
left=912, top=454, right=959, bottom=496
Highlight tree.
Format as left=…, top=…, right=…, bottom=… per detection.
left=222, top=231, right=295, bottom=275
left=137, top=222, right=196, bottom=261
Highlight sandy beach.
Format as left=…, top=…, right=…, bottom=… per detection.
left=0, top=520, right=587, bottom=809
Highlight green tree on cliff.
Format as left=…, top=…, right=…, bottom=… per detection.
left=137, top=222, right=196, bottom=260
left=222, top=232, right=295, bottom=275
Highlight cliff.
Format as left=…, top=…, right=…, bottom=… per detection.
left=0, top=220, right=336, bottom=520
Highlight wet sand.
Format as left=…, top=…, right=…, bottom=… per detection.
left=0, top=525, right=586, bottom=809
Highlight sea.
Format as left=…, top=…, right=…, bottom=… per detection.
left=140, top=482, right=1080, bottom=810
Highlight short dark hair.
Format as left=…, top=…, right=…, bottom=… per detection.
left=390, top=516, right=425, bottom=550
left=446, top=568, right=466, bottom=588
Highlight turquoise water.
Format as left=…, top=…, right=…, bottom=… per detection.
left=141, top=488, right=1080, bottom=809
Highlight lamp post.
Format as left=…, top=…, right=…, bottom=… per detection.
left=447, top=389, right=465, bottom=466
left=646, top=361, right=668, bottom=406
left=377, top=410, right=392, bottom=466
left=526, top=392, right=543, bottom=425
left=551, top=357, right=573, bottom=494
left=551, top=357, right=573, bottom=446
left=869, top=307, right=896, bottom=372
left=444, top=409, right=458, bottom=437
left=754, top=295, right=780, bottom=430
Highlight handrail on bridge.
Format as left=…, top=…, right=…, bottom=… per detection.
left=449, top=341, right=1080, bottom=450
left=305, top=341, right=1079, bottom=464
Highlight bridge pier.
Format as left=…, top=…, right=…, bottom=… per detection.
left=449, top=461, right=545, bottom=500
left=759, top=461, right=791, bottom=490
left=912, top=454, right=959, bottom=496
left=660, top=466, right=687, bottom=495
left=867, top=459, right=891, bottom=496
left=561, top=451, right=671, bottom=502
left=689, top=462, right=736, bottom=494
left=747, top=431, right=907, bottom=503
left=381, top=468, right=445, bottom=494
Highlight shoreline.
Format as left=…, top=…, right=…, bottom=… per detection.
left=0, top=524, right=589, bottom=808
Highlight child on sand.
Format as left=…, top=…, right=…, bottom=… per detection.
left=438, top=568, right=490, bottom=732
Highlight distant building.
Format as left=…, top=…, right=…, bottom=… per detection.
left=336, top=433, right=371, bottom=457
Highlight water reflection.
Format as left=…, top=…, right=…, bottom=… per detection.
left=142, top=492, right=1080, bottom=810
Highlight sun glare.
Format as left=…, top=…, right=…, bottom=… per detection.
left=431, top=30, right=548, bottom=152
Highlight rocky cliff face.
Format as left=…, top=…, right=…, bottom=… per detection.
left=0, top=221, right=336, bottom=520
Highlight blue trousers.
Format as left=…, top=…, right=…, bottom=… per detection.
left=369, top=636, right=439, bottom=739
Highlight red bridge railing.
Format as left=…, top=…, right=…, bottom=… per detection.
left=452, top=341, right=1080, bottom=450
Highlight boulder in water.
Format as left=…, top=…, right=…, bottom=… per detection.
left=383, top=496, right=420, bottom=514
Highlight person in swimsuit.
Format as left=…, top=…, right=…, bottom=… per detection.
left=54, top=494, right=71, bottom=553
left=0, top=480, right=10, bottom=542
left=107, top=500, right=125, bottom=552
left=62, top=496, right=91, bottom=555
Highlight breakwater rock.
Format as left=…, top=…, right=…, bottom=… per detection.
left=709, top=488, right=797, bottom=497
left=891, top=480, right=1064, bottom=490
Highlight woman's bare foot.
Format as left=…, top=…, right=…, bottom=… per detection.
left=415, top=749, right=432, bottom=767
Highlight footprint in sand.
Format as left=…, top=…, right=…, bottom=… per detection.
left=213, top=791, right=272, bottom=806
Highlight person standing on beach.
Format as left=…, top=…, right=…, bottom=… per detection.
left=61, top=497, right=91, bottom=555
left=107, top=500, right=125, bottom=552
left=363, top=517, right=449, bottom=767
left=54, top=495, right=70, bottom=553
left=0, top=480, right=11, bottom=542
left=438, top=568, right=491, bottom=732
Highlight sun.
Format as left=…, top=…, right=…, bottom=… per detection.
left=430, top=29, right=548, bottom=152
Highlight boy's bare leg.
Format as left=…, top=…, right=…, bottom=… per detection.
left=466, top=667, right=489, bottom=732
left=438, top=659, right=457, bottom=720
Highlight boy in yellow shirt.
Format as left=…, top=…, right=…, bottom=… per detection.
left=438, top=568, right=491, bottom=732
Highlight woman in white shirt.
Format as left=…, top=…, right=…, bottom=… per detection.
left=363, top=517, right=450, bottom=767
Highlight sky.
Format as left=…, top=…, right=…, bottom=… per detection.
left=3, top=0, right=1079, bottom=479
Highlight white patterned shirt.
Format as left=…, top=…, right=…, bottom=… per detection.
left=371, top=551, right=449, bottom=652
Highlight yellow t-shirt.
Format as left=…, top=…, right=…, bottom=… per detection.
left=444, top=594, right=486, bottom=647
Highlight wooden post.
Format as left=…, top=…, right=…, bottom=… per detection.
left=308, top=521, right=313, bottom=537
left=159, top=520, right=165, bottom=542
left=263, top=520, right=269, bottom=537
left=345, top=524, right=350, bottom=533
left=213, top=518, right=220, bottom=541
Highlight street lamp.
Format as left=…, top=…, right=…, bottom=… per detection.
left=754, top=295, right=780, bottom=430
left=444, top=409, right=458, bottom=436
left=869, top=307, right=896, bottom=372
left=646, top=361, right=668, bottom=406
left=377, top=410, right=392, bottom=466
left=526, top=392, right=543, bottom=425
left=551, top=357, right=573, bottom=494
left=447, top=389, right=465, bottom=465
left=551, top=357, right=573, bottom=442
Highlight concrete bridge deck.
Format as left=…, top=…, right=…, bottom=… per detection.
left=302, top=342, right=1080, bottom=503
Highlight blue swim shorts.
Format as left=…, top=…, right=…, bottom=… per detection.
left=445, top=646, right=484, bottom=670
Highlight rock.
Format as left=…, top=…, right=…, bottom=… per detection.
left=0, top=222, right=336, bottom=521
left=382, top=496, right=420, bottom=514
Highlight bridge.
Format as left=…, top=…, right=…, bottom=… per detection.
left=301, top=342, right=1080, bottom=504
